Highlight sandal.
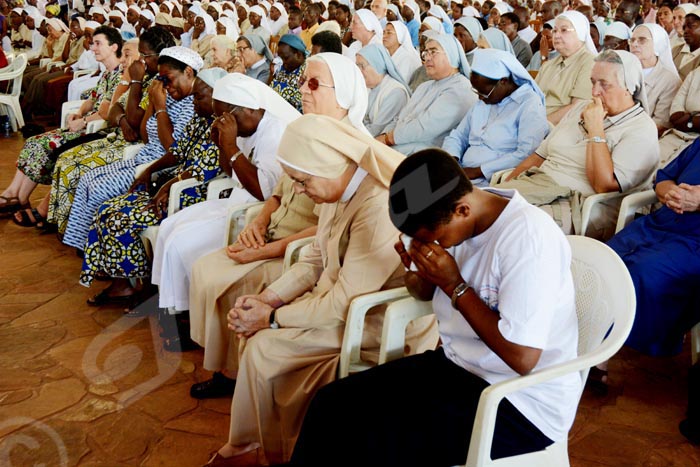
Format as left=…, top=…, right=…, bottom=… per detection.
left=12, top=208, right=44, bottom=228
left=36, top=219, right=58, bottom=233
left=0, top=196, right=25, bottom=214
left=87, top=288, right=139, bottom=307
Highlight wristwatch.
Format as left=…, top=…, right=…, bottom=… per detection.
left=688, top=119, right=694, bottom=130
left=451, top=282, right=470, bottom=309
left=269, top=310, right=280, bottom=329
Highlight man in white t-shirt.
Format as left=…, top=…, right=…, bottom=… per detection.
left=287, top=149, right=581, bottom=467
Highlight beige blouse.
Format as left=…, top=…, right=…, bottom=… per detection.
left=535, top=45, right=594, bottom=115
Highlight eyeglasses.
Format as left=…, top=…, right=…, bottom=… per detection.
left=298, top=75, right=335, bottom=91
left=629, top=37, right=650, bottom=45
left=141, top=52, right=159, bottom=58
left=551, top=26, right=576, bottom=35
left=237, top=45, right=250, bottom=52
left=471, top=81, right=499, bottom=100
left=420, top=48, right=444, bottom=60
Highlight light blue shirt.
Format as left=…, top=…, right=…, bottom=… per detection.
left=406, top=18, right=420, bottom=48
left=442, top=84, right=549, bottom=186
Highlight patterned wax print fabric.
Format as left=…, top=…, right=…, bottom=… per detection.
left=270, top=62, right=305, bottom=112
left=79, top=116, right=220, bottom=286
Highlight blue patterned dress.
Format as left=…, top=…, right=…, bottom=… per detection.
left=62, top=93, right=194, bottom=250
left=270, top=62, right=305, bottom=112
left=79, top=115, right=220, bottom=286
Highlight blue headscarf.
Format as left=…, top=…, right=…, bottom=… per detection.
left=243, top=33, right=274, bottom=62
left=481, top=28, right=516, bottom=55
left=279, top=33, right=308, bottom=56
left=426, top=33, right=471, bottom=77
left=357, top=44, right=410, bottom=92
left=471, top=48, right=545, bottom=104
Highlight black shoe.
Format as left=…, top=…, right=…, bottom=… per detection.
left=680, top=418, right=700, bottom=445
left=190, top=372, right=236, bottom=399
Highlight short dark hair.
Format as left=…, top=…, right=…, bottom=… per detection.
left=288, top=6, right=302, bottom=16
left=501, top=12, right=520, bottom=28
left=337, top=4, right=351, bottom=15
left=311, top=30, right=342, bottom=54
left=93, top=25, right=123, bottom=58
left=389, top=149, right=473, bottom=236
left=140, top=25, right=176, bottom=54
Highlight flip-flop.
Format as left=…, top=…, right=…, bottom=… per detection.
left=12, top=208, right=42, bottom=227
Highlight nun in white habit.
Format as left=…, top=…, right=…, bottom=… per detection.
left=347, top=9, right=383, bottom=57
left=385, top=20, right=421, bottom=82
left=151, top=74, right=301, bottom=311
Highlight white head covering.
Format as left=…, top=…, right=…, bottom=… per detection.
left=46, top=17, right=69, bottom=33
left=270, top=2, right=288, bottom=35
left=428, top=5, right=451, bottom=27
left=592, top=18, right=607, bottom=46
left=427, top=33, right=471, bottom=77
left=109, top=10, right=126, bottom=21
left=260, top=0, right=271, bottom=13
left=140, top=10, right=155, bottom=23
left=84, top=20, right=101, bottom=30
left=355, top=9, right=383, bottom=38
left=308, top=53, right=370, bottom=134
left=422, top=16, right=445, bottom=34
left=218, top=16, right=240, bottom=41
left=578, top=0, right=592, bottom=6
left=208, top=1, right=223, bottom=16
left=222, top=9, right=239, bottom=22
left=492, top=2, right=513, bottom=14
left=249, top=5, right=272, bottom=34
left=389, top=21, right=419, bottom=60
left=197, top=67, right=228, bottom=88
left=557, top=10, right=597, bottom=54
left=605, top=21, right=632, bottom=40
left=89, top=6, right=108, bottom=21
left=472, top=48, right=544, bottom=103
left=212, top=72, right=301, bottom=123
left=196, top=12, right=217, bottom=36
left=610, top=49, right=648, bottom=113
left=463, top=6, right=481, bottom=17
left=316, top=20, right=341, bottom=36
left=386, top=4, right=402, bottom=20
left=114, top=1, right=128, bottom=13
left=634, top=23, right=678, bottom=79
left=677, top=4, right=696, bottom=15
left=128, top=5, right=141, bottom=15
left=455, top=16, right=483, bottom=42
left=161, top=1, right=173, bottom=13
left=160, top=46, right=205, bottom=71
left=404, top=0, right=420, bottom=19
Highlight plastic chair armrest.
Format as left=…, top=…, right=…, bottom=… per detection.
left=578, top=191, right=628, bottom=236
left=167, top=178, right=202, bottom=215
left=614, top=189, right=657, bottom=233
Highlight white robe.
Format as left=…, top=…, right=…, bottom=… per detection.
left=151, top=112, right=286, bottom=310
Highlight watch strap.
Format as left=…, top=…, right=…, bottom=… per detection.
left=451, top=282, right=470, bottom=308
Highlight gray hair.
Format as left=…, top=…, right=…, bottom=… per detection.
left=593, top=49, right=625, bottom=89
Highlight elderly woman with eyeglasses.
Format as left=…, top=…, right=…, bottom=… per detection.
left=535, top=10, right=597, bottom=125
left=495, top=50, right=659, bottom=239
left=443, top=49, right=549, bottom=187
left=376, top=33, right=477, bottom=156
left=235, top=33, right=274, bottom=84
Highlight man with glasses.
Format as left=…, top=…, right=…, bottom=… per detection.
left=443, top=48, right=549, bottom=187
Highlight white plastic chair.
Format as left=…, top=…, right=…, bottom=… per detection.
left=73, top=68, right=98, bottom=79
left=339, top=235, right=636, bottom=467
left=0, top=53, right=27, bottom=131
left=614, top=188, right=700, bottom=365
left=60, top=99, right=106, bottom=133
left=282, top=237, right=315, bottom=272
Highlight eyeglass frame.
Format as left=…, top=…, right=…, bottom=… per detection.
left=551, top=26, right=577, bottom=35
left=471, top=80, right=500, bottom=100
left=298, top=75, right=335, bottom=91
left=420, top=47, right=445, bottom=61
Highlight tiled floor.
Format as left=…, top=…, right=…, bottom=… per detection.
left=0, top=132, right=699, bottom=466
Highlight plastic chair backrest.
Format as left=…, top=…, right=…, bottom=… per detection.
left=0, top=53, right=27, bottom=97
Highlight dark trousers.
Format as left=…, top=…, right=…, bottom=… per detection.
left=290, top=348, right=553, bottom=467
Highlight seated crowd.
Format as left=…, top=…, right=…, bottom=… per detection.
left=2, top=0, right=700, bottom=463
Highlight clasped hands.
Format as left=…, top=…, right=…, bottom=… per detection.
left=227, top=294, right=275, bottom=338
left=211, top=112, right=239, bottom=153
left=394, top=235, right=463, bottom=295
left=225, top=220, right=275, bottom=263
left=664, top=183, right=700, bottom=214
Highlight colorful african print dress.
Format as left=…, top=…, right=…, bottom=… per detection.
left=47, top=75, right=157, bottom=234
left=15, top=67, right=122, bottom=185
left=79, top=115, right=220, bottom=287
left=270, top=62, right=305, bottom=112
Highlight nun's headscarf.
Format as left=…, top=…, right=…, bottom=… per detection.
left=74, top=16, right=87, bottom=32
left=387, top=4, right=402, bottom=20
left=591, top=20, right=607, bottom=47
left=355, top=9, right=383, bottom=38
left=455, top=16, right=483, bottom=43
left=155, top=12, right=171, bottom=26
left=422, top=16, right=445, bottom=34
left=196, top=12, right=217, bottom=36
left=270, top=2, right=288, bottom=35
left=140, top=10, right=155, bottom=24
left=427, top=33, right=471, bottom=77
left=197, top=66, right=228, bottom=88
left=208, top=2, right=223, bottom=16
left=609, top=50, right=649, bottom=113
left=634, top=23, right=678, bottom=79
left=307, top=53, right=369, bottom=134
left=388, top=21, right=420, bottom=61
left=493, top=2, right=513, bottom=14
left=212, top=72, right=301, bottom=122
left=358, top=44, right=410, bottom=92
left=84, top=20, right=101, bottom=31
left=46, top=17, right=69, bottom=33
left=463, top=6, right=481, bottom=17
left=556, top=10, right=597, bottom=54
left=481, top=27, right=515, bottom=55
left=249, top=5, right=272, bottom=33
left=217, top=16, right=240, bottom=41
left=242, top=33, right=274, bottom=61
left=471, top=48, right=545, bottom=104
left=677, top=4, right=696, bottom=15
left=89, top=6, right=108, bottom=21
left=428, top=5, right=453, bottom=34
left=605, top=21, right=632, bottom=40
left=278, top=114, right=405, bottom=187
